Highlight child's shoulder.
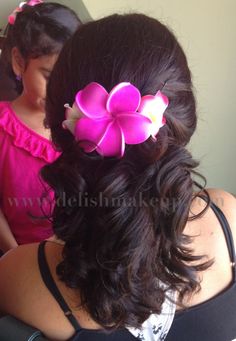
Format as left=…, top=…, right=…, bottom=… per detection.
left=0, top=101, right=11, bottom=114
left=0, top=101, right=16, bottom=124
left=0, top=101, right=14, bottom=138
left=0, top=101, right=60, bottom=162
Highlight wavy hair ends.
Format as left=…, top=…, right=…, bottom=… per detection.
left=42, top=13, right=210, bottom=329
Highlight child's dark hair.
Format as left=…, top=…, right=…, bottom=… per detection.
left=43, top=13, right=210, bottom=330
left=1, top=2, right=81, bottom=94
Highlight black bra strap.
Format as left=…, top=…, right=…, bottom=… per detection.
left=200, top=196, right=236, bottom=281
left=38, top=241, right=82, bottom=331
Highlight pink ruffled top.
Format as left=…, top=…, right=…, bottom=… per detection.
left=0, top=102, right=60, bottom=244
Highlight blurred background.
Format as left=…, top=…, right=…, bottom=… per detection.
left=0, top=0, right=235, bottom=194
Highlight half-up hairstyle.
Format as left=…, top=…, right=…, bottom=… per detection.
left=43, top=13, right=210, bottom=330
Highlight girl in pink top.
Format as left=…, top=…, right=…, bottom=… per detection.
left=0, top=2, right=81, bottom=252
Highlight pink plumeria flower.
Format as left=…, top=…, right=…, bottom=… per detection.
left=63, top=82, right=168, bottom=158
left=8, top=0, right=43, bottom=25
left=63, top=82, right=153, bottom=157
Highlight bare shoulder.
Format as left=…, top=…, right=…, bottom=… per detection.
left=0, top=243, right=38, bottom=274
left=182, top=189, right=236, bottom=307
left=0, top=242, right=76, bottom=340
left=188, top=188, right=236, bottom=228
left=186, top=188, right=236, bottom=246
left=207, top=188, right=236, bottom=234
left=0, top=243, right=38, bottom=266
left=206, top=188, right=236, bottom=210
left=184, top=187, right=236, bottom=269
left=0, top=244, right=39, bottom=312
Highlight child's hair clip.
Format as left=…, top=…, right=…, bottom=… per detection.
left=8, top=0, right=43, bottom=25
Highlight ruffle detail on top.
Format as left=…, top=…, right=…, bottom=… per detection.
left=0, top=102, right=60, bottom=163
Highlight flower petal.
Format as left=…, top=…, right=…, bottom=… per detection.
left=117, top=113, right=152, bottom=144
left=138, top=91, right=168, bottom=136
left=75, top=117, right=112, bottom=152
left=62, top=119, right=77, bottom=135
left=107, top=82, right=141, bottom=114
left=75, top=82, right=109, bottom=119
left=97, top=121, right=125, bottom=157
left=64, top=103, right=83, bottom=120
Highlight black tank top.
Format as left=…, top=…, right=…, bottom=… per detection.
left=38, top=199, right=236, bottom=341
left=38, top=242, right=137, bottom=341
left=166, top=200, right=236, bottom=341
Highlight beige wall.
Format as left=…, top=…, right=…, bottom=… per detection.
left=1, top=0, right=235, bottom=193
left=83, top=0, right=236, bottom=194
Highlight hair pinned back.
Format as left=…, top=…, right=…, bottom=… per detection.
left=43, top=13, right=210, bottom=330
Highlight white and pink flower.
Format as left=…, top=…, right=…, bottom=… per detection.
left=63, top=82, right=168, bottom=158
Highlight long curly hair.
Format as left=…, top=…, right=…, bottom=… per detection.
left=42, top=13, right=210, bottom=330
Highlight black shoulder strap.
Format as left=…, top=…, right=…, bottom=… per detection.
left=38, top=241, right=82, bottom=331
left=200, top=196, right=236, bottom=281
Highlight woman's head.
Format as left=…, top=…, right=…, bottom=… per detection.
left=1, top=2, right=81, bottom=98
left=43, top=14, right=206, bottom=330
left=46, top=13, right=196, bottom=150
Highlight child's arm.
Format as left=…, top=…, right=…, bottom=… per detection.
left=0, top=209, right=18, bottom=253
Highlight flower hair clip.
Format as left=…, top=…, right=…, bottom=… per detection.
left=62, top=82, right=169, bottom=158
left=8, top=0, right=43, bottom=25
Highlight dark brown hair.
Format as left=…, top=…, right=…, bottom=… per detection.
left=43, top=13, right=209, bottom=330
left=1, top=2, right=81, bottom=94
